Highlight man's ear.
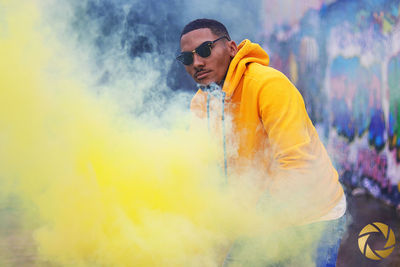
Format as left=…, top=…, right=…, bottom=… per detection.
left=228, top=40, right=238, bottom=58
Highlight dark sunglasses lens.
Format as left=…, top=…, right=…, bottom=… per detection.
left=177, top=53, right=193, bottom=65
left=196, top=42, right=212, bottom=58
left=177, top=41, right=212, bottom=65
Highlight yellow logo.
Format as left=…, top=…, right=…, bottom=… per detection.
left=358, top=222, right=396, bottom=260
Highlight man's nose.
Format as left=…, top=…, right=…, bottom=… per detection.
left=192, top=53, right=205, bottom=68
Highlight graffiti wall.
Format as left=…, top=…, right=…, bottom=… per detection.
left=263, top=0, right=400, bottom=206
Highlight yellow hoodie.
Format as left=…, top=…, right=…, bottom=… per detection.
left=190, top=39, right=344, bottom=224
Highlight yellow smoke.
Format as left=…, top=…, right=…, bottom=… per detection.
left=0, top=1, right=325, bottom=266
left=0, top=2, right=244, bottom=265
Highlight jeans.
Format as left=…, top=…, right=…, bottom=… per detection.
left=314, top=215, right=346, bottom=267
left=223, top=214, right=346, bottom=267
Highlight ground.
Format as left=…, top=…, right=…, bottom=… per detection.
left=337, top=188, right=400, bottom=267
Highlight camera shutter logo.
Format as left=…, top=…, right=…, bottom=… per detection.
left=358, top=222, right=396, bottom=260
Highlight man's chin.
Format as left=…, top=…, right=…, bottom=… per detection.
left=196, top=78, right=216, bottom=86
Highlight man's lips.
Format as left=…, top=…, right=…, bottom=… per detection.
left=195, top=70, right=211, bottom=80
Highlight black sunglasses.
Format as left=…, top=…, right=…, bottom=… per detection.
left=177, top=36, right=230, bottom=66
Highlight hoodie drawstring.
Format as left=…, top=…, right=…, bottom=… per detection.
left=206, top=91, right=228, bottom=183
left=221, top=92, right=227, bottom=181
left=207, top=93, right=211, bottom=132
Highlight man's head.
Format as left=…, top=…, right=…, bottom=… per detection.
left=178, top=19, right=237, bottom=85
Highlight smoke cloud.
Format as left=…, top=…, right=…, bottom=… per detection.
left=0, top=0, right=332, bottom=266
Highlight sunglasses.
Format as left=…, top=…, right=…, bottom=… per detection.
left=177, top=36, right=230, bottom=66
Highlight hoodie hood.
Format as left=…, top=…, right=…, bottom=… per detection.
left=222, top=39, right=270, bottom=98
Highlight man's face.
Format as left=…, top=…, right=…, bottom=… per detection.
left=180, top=28, right=237, bottom=85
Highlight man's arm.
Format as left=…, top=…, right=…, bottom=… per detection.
left=256, top=69, right=343, bottom=225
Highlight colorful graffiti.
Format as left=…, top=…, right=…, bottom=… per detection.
left=264, top=0, right=400, bottom=206
left=388, top=53, right=400, bottom=162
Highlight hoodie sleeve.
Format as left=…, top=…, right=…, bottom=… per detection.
left=258, top=69, right=317, bottom=169
left=256, top=68, right=342, bottom=224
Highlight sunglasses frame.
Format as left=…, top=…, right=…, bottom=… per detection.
left=177, top=36, right=230, bottom=66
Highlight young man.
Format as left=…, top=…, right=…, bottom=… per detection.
left=177, top=18, right=346, bottom=266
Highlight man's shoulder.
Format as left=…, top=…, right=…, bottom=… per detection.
left=243, top=62, right=293, bottom=92
left=190, top=89, right=208, bottom=117
left=244, top=62, right=289, bottom=83
left=190, top=89, right=206, bottom=104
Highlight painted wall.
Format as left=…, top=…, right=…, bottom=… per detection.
left=263, top=0, right=400, bottom=206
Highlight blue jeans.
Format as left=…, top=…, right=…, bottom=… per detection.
left=223, top=215, right=346, bottom=267
left=314, top=215, right=346, bottom=267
